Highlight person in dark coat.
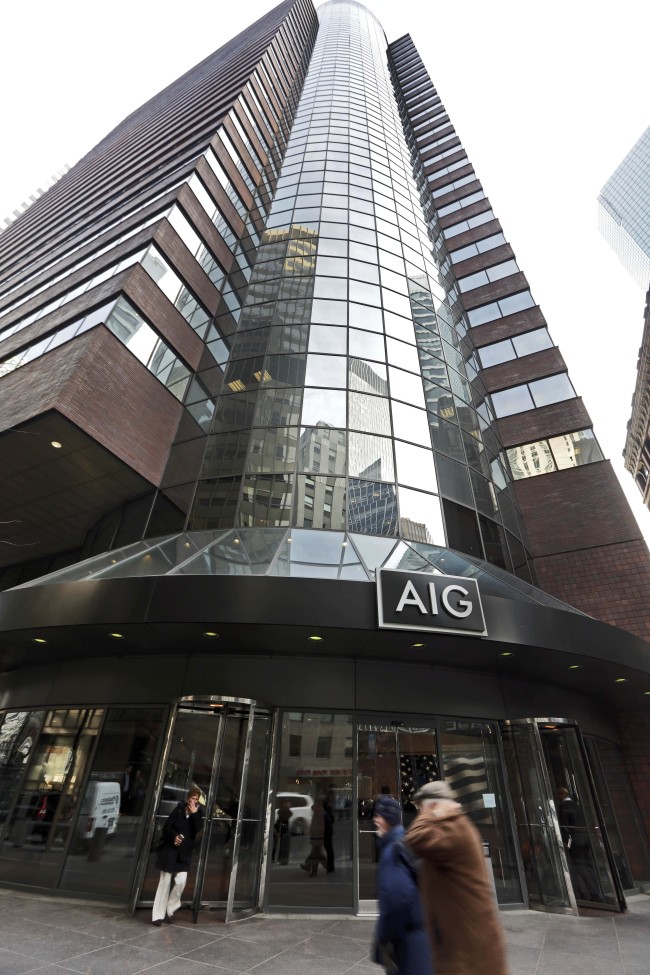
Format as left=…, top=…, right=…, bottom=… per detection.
left=373, top=796, right=433, bottom=975
left=556, top=786, right=599, bottom=900
left=406, top=781, right=507, bottom=975
left=152, top=788, right=203, bottom=926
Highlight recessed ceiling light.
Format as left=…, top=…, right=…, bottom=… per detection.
left=32, top=637, right=47, bottom=645
left=203, top=631, right=219, bottom=639
left=233, top=538, right=240, bottom=544
left=568, top=665, right=581, bottom=670
left=411, top=642, right=424, bottom=648
left=615, top=677, right=628, bottom=683
left=644, top=691, right=650, bottom=696
left=109, top=632, right=124, bottom=640
left=51, top=441, right=62, bottom=449
left=499, top=651, right=513, bottom=657
left=308, top=635, right=324, bottom=642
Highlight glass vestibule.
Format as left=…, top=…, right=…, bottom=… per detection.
left=501, top=718, right=628, bottom=913
left=138, top=698, right=272, bottom=922
left=267, top=711, right=522, bottom=914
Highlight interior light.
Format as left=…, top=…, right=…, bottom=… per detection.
left=644, top=691, right=650, bottom=696
left=32, top=637, right=47, bottom=645
left=411, top=642, right=424, bottom=648
left=203, top=631, right=219, bottom=639
left=233, top=538, right=240, bottom=544
left=109, top=632, right=124, bottom=640
left=51, top=441, right=62, bottom=449
left=499, top=651, right=513, bottom=657
left=308, top=635, right=324, bottom=642
left=615, top=677, right=628, bottom=683
left=568, top=665, right=581, bottom=670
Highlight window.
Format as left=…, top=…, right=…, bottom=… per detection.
left=507, top=429, right=603, bottom=479
left=316, top=736, right=332, bottom=759
left=491, top=373, right=576, bottom=418
left=467, top=290, right=535, bottom=327
left=478, top=328, right=553, bottom=368
left=442, top=209, right=494, bottom=239
left=458, top=259, right=519, bottom=293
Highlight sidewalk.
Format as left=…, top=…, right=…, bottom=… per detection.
left=0, top=889, right=648, bottom=975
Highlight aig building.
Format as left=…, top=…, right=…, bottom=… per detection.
left=0, top=0, right=649, bottom=919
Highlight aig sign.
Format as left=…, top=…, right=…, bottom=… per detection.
left=377, top=569, right=487, bottom=637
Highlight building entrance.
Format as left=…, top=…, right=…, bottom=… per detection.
left=137, top=698, right=272, bottom=922
left=502, top=718, right=626, bottom=913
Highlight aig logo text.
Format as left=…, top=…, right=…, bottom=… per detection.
left=377, top=569, right=487, bottom=636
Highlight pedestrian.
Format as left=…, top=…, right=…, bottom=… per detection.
left=272, top=796, right=292, bottom=864
left=405, top=781, right=507, bottom=975
left=556, top=786, right=599, bottom=900
left=372, top=796, right=433, bottom=975
left=152, top=787, right=203, bottom=926
left=300, top=795, right=327, bottom=876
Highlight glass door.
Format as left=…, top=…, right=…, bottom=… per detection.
left=501, top=719, right=574, bottom=911
left=539, top=723, right=625, bottom=911
left=139, top=698, right=273, bottom=921
left=357, top=718, right=438, bottom=913
left=502, top=718, right=626, bottom=913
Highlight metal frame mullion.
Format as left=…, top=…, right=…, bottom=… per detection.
left=129, top=703, right=178, bottom=914
left=225, top=703, right=256, bottom=922
left=191, top=708, right=228, bottom=923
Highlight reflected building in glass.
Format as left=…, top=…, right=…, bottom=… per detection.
left=0, top=0, right=649, bottom=919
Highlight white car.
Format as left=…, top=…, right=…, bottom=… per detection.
left=277, top=793, right=314, bottom=835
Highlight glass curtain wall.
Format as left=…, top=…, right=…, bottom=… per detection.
left=0, top=707, right=165, bottom=899
left=190, top=1, right=448, bottom=547
left=187, top=0, right=529, bottom=577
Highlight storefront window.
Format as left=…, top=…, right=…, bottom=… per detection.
left=59, top=707, right=165, bottom=898
left=0, top=709, right=103, bottom=889
left=0, top=711, right=45, bottom=835
left=268, top=711, right=353, bottom=909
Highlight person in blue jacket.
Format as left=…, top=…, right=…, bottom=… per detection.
left=372, top=796, right=433, bottom=975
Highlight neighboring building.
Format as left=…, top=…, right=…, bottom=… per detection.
left=598, top=125, right=650, bottom=289
left=624, top=290, right=650, bottom=505
left=0, top=0, right=650, bottom=919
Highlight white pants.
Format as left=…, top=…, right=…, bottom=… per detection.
left=152, top=870, right=188, bottom=921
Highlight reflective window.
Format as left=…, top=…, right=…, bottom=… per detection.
left=507, top=429, right=603, bottom=480
left=305, top=354, right=347, bottom=388
left=268, top=713, right=353, bottom=909
left=449, top=233, right=506, bottom=262
left=395, top=440, right=438, bottom=491
left=348, top=433, right=395, bottom=481
left=0, top=709, right=103, bottom=890
left=458, top=260, right=519, bottom=293
left=529, top=373, right=575, bottom=408
left=60, top=708, right=165, bottom=897
left=468, top=291, right=535, bottom=327
left=302, top=388, right=347, bottom=427
left=398, top=487, right=445, bottom=544
left=490, top=385, right=535, bottom=418
left=478, top=328, right=553, bottom=368
left=391, top=401, right=431, bottom=446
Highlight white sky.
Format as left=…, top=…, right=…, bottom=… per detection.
left=2, top=0, right=649, bottom=540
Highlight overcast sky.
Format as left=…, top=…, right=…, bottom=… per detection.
left=2, top=0, right=649, bottom=539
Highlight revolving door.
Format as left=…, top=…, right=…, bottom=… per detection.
left=136, top=698, right=273, bottom=922
left=502, top=718, right=627, bottom=913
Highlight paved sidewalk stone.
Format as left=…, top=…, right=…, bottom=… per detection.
left=0, top=890, right=647, bottom=974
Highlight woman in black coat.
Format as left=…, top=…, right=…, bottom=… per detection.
left=152, top=788, right=203, bottom=925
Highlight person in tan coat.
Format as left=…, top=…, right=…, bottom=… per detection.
left=405, top=780, right=508, bottom=975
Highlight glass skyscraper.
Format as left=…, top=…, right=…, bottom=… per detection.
left=598, top=124, right=650, bottom=289
left=0, top=0, right=649, bottom=917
